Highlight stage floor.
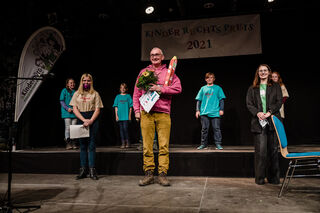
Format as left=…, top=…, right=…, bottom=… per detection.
left=7, top=144, right=320, bottom=153
left=0, top=173, right=319, bottom=213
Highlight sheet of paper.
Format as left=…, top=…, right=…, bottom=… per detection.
left=70, top=125, right=90, bottom=139
left=139, top=91, right=160, bottom=113
left=259, top=119, right=268, bottom=128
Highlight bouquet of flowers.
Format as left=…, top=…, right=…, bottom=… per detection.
left=136, top=69, right=158, bottom=91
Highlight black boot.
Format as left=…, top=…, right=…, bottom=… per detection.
left=76, top=167, right=87, bottom=180
left=89, top=168, right=99, bottom=180
left=71, top=139, right=78, bottom=149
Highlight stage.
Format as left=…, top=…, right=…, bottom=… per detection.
left=1, top=144, right=320, bottom=177
left=1, top=174, right=320, bottom=213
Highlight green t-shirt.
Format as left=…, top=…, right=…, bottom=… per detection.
left=195, top=85, right=226, bottom=117
left=113, top=94, right=133, bottom=121
left=260, top=84, right=267, bottom=113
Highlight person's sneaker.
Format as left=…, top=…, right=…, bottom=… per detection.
left=158, top=172, right=171, bottom=186
left=65, top=138, right=73, bottom=150
left=197, top=145, right=208, bottom=150
left=139, top=170, right=154, bottom=186
left=215, top=144, right=223, bottom=150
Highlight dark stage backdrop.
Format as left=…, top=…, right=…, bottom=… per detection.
left=13, top=8, right=320, bottom=148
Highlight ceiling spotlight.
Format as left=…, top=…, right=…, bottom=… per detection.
left=268, top=0, right=275, bottom=2
left=203, top=0, right=214, bottom=9
left=145, top=6, right=154, bottom=14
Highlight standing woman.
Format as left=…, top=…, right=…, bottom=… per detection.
left=60, top=78, right=78, bottom=150
left=246, top=64, right=283, bottom=185
left=271, top=71, right=289, bottom=120
left=70, top=73, right=104, bottom=180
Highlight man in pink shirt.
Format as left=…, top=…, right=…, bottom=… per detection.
left=133, top=47, right=182, bottom=186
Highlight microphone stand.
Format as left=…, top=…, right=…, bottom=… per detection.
left=0, top=75, right=51, bottom=213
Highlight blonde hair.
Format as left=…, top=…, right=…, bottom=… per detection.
left=205, top=72, right=215, bottom=79
left=77, top=73, right=95, bottom=94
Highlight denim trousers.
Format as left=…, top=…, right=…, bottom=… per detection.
left=200, top=115, right=222, bottom=146
left=140, top=111, right=170, bottom=174
left=64, top=118, right=77, bottom=139
left=118, top=120, right=129, bottom=141
left=253, top=126, right=280, bottom=184
left=77, top=111, right=99, bottom=168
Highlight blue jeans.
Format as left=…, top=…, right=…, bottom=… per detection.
left=77, top=111, right=99, bottom=168
left=64, top=118, right=77, bottom=139
left=200, top=116, right=222, bottom=146
left=118, top=120, right=129, bottom=141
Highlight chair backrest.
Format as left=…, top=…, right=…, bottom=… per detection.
left=271, top=115, right=289, bottom=157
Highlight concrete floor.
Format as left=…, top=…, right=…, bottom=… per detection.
left=0, top=174, right=319, bottom=213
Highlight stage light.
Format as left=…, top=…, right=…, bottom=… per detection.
left=203, top=0, right=215, bottom=9
left=268, top=0, right=275, bottom=2
left=145, top=6, right=154, bottom=14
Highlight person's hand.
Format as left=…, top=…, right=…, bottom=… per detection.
left=67, top=108, right=72, bottom=113
left=264, top=111, right=271, bottom=118
left=257, top=112, right=265, bottom=120
left=135, top=112, right=141, bottom=121
left=149, top=84, right=161, bottom=92
left=115, top=116, right=119, bottom=122
left=195, top=111, right=200, bottom=119
left=82, top=119, right=91, bottom=127
left=219, top=110, right=224, bottom=116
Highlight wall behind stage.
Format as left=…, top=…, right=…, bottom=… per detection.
left=19, top=9, right=320, bottom=148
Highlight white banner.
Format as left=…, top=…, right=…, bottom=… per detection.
left=141, top=14, right=261, bottom=60
left=14, top=26, right=66, bottom=122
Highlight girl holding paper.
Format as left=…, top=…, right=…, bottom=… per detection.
left=70, top=73, right=104, bottom=180
left=246, top=64, right=282, bottom=185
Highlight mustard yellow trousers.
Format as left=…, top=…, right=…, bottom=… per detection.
left=140, top=111, right=171, bottom=174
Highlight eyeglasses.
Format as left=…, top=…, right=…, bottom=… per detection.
left=150, top=53, right=162, bottom=57
left=259, top=69, right=268, bottom=73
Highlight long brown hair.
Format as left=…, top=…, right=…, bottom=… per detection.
left=77, top=73, right=95, bottom=94
left=252, top=64, right=272, bottom=88
left=272, top=71, right=284, bottom=86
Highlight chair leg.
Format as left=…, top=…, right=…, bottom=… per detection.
left=285, top=160, right=297, bottom=190
left=278, top=160, right=295, bottom=197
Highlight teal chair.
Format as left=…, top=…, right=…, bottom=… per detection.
left=271, top=115, right=320, bottom=197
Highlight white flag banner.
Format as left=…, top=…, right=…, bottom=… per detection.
left=141, top=14, right=261, bottom=60
left=14, top=26, right=66, bottom=122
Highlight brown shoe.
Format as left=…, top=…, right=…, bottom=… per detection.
left=139, top=170, right=154, bottom=186
left=158, top=172, right=171, bottom=186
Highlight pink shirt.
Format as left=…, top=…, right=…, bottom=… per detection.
left=133, top=64, right=182, bottom=114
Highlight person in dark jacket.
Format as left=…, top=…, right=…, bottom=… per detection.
left=246, top=64, right=283, bottom=185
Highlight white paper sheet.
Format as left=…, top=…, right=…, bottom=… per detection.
left=139, top=91, right=160, bottom=113
left=70, top=125, right=90, bottom=139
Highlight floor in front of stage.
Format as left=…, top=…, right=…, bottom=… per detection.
left=0, top=173, right=319, bottom=213
left=9, top=144, right=320, bottom=153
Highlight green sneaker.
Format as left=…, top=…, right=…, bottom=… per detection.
left=197, top=145, right=208, bottom=150
left=215, top=144, right=223, bottom=150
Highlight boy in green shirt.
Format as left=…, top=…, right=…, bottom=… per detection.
left=195, top=72, right=226, bottom=150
